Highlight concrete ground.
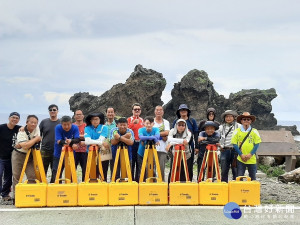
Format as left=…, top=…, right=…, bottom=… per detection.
left=1, top=205, right=300, bottom=225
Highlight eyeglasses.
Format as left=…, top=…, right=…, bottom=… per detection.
left=49, top=109, right=57, bottom=112
left=177, top=124, right=186, bottom=127
left=133, top=108, right=141, bottom=111
left=242, top=118, right=251, bottom=121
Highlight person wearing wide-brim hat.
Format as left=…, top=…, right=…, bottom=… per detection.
left=172, top=104, right=198, bottom=181
left=231, top=112, right=261, bottom=181
left=219, top=110, right=240, bottom=182
left=197, top=121, right=221, bottom=179
left=236, top=112, right=256, bottom=124
left=84, top=112, right=110, bottom=181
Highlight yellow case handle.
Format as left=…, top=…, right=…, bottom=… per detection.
left=236, top=176, right=252, bottom=181
left=146, top=177, right=162, bottom=183
left=116, top=178, right=129, bottom=183
left=24, top=179, right=40, bottom=184
left=55, top=178, right=72, bottom=184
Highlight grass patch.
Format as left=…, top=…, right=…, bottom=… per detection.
left=258, top=164, right=285, bottom=177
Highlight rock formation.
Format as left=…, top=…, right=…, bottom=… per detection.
left=69, top=65, right=282, bottom=130
left=163, top=69, right=277, bottom=130
left=69, top=65, right=166, bottom=117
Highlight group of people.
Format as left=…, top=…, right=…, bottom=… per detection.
left=0, top=103, right=261, bottom=203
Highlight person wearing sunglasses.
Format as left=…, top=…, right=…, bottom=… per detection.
left=231, top=112, right=261, bottom=181
left=39, top=104, right=60, bottom=179
left=127, top=103, right=144, bottom=182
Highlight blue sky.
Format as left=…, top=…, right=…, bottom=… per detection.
left=1, top=0, right=300, bottom=121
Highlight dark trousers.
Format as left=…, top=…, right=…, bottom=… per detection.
left=188, top=146, right=195, bottom=180
left=131, top=141, right=139, bottom=182
left=51, top=157, right=64, bottom=183
left=41, top=150, right=53, bottom=176
left=237, top=160, right=257, bottom=181
left=74, top=152, right=87, bottom=182
left=0, top=159, right=12, bottom=197
left=101, top=160, right=109, bottom=182
left=220, top=148, right=237, bottom=182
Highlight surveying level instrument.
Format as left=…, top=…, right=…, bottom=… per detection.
left=15, top=146, right=47, bottom=207
left=47, top=145, right=77, bottom=206
left=139, top=140, right=168, bottom=205
left=109, top=142, right=138, bottom=205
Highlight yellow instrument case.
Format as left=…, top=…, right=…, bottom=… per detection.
left=169, top=181, right=199, bottom=205
left=47, top=180, right=78, bottom=207
left=139, top=177, right=168, bottom=205
left=78, top=179, right=108, bottom=206
left=199, top=179, right=228, bottom=205
left=15, top=180, right=47, bottom=207
left=228, top=176, right=260, bottom=206
left=108, top=179, right=138, bottom=206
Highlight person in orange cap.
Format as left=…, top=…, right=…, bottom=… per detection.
left=231, top=112, right=261, bottom=180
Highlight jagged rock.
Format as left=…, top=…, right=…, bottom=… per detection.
left=69, top=65, right=166, bottom=117
left=163, top=69, right=277, bottom=130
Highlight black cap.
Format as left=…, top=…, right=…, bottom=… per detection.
left=9, top=112, right=20, bottom=118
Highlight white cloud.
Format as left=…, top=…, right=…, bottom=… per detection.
left=24, top=93, right=34, bottom=100
left=43, top=92, right=72, bottom=105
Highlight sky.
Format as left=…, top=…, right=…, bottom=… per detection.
left=1, top=0, right=300, bottom=122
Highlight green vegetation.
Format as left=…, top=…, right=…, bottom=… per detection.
left=258, top=164, right=285, bottom=177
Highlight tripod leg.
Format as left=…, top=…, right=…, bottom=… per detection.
left=68, top=150, right=78, bottom=183
left=170, top=151, right=178, bottom=182
left=19, top=149, right=31, bottom=183
left=153, top=147, right=162, bottom=181
left=123, top=146, right=132, bottom=181
left=147, top=148, right=154, bottom=178
left=98, top=153, right=105, bottom=181
left=85, top=149, right=93, bottom=182
left=198, top=150, right=207, bottom=182
left=182, top=152, right=190, bottom=181
left=139, top=147, right=148, bottom=183
left=111, top=146, right=121, bottom=182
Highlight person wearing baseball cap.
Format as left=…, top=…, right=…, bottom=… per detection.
left=0, top=112, right=21, bottom=201
left=231, top=112, right=261, bottom=181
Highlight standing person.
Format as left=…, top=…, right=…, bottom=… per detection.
left=167, top=119, right=192, bottom=182
left=153, top=105, right=170, bottom=182
left=172, top=104, right=198, bottom=181
left=39, top=104, right=60, bottom=177
left=110, top=118, right=134, bottom=180
left=0, top=112, right=21, bottom=201
left=105, top=107, right=117, bottom=181
left=84, top=113, right=110, bottom=181
left=137, top=116, right=160, bottom=182
left=127, top=103, right=144, bottom=182
left=51, top=116, right=80, bottom=183
left=12, top=115, right=41, bottom=199
left=198, top=108, right=220, bottom=132
left=219, top=110, right=240, bottom=182
left=73, top=110, right=87, bottom=182
left=231, top=112, right=261, bottom=181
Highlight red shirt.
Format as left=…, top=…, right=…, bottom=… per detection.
left=127, top=116, right=144, bottom=140
left=73, top=122, right=86, bottom=152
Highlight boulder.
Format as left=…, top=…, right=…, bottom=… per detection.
left=69, top=65, right=166, bottom=117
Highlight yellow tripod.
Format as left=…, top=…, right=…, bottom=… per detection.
left=111, top=143, right=132, bottom=182
left=15, top=147, right=47, bottom=207
left=55, top=145, right=77, bottom=183
left=139, top=141, right=162, bottom=182
left=18, top=147, right=47, bottom=184
left=84, top=144, right=105, bottom=182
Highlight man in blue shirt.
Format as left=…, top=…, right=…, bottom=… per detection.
left=50, top=116, right=80, bottom=183
left=137, top=116, right=160, bottom=182
left=110, top=117, right=134, bottom=180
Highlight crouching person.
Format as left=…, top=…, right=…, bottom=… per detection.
left=12, top=115, right=41, bottom=199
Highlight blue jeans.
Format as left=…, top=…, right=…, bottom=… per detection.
left=237, top=160, right=256, bottom=181
left=220, top=148, right=237, bottom=182
left=0, top=159, right=12, bottom=197
left=50, top=157, right=64, bottom=183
